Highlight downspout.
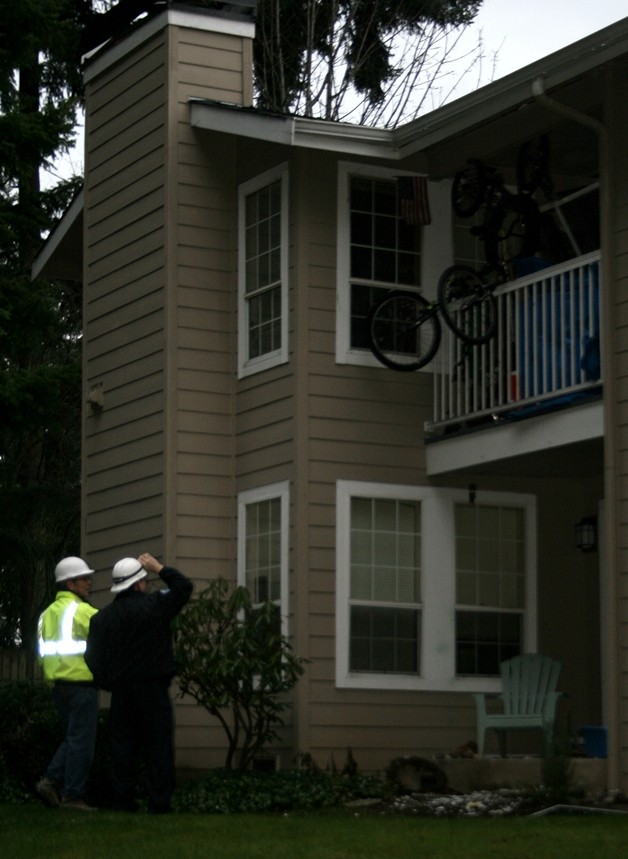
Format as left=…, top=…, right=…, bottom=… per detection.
left=532, top=76, right=619, bottom=790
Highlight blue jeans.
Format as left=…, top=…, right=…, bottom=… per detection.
left=46, top=682, right=98, bottom=800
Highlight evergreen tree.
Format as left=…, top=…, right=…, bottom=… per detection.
left=0, top=0, right=90, bottom=653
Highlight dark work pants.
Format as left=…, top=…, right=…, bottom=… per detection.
left=109, top=680, right=174, bottom=813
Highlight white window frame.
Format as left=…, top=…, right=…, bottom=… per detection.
left=335, top=480, right=537, bottom=692
left=335, top=162, right=450, bottom=368
left=238, top=164, right=289, bottom=378
left=237, top=481, right=290, bottom=637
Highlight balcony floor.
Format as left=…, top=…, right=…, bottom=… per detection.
left=426, top=392, right=603, bottom=479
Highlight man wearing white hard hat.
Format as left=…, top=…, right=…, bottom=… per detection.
left=36, top=556, right=99, bottom=811
left=85, top=552, right=192, bottom=813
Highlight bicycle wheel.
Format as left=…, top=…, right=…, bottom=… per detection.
left=437, top=265, right=497, bottom=345
left=368, top=291, right=441, bottom=371
left=483, top=194, right=540, bottom=267
left=451, top=160, right=486, bottom=217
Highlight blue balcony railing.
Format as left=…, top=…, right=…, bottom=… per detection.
left=428, top=252, right=602, bottom=432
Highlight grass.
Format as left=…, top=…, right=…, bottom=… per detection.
left=2, top=803, right=628, bottom=859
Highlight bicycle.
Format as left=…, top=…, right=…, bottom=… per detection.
left=451, top=149, right=543, bottom=267
left=367, top=265, right=499, bottom=372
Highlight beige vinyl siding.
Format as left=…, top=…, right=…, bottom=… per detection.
left=84, top=29, right=169, bottom=579
left=287, top=150, right=447, bottom=767
left=170, top=22, right=254, bottom=585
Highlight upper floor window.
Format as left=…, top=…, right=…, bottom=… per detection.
left=238, top=165, right=289, bottom=378
left=336, top=163, right=426, bottom=367
left=336, top=481, right=536, bottom=692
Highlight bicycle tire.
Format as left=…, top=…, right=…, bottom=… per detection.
left=451, top=161, right=486, bottom=218
left=437, top=265, right=497, bottom=345
left=368, top=291, right=441, bottom=371
left=483, top=194, right=540, bottom=267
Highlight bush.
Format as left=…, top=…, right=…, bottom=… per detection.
left=0, top=682, right=61, bottom=799
left=172, top=768, right=389, bottom=814
left=173, top=579, right=306, bottom=770
left=0, top=681, right=114, bottom=806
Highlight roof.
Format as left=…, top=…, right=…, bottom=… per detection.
left=32, top=14, right=628, bottom=280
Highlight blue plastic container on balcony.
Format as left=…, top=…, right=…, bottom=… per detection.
left=517, top=261, right=600, bottom=399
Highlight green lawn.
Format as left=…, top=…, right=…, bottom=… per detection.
left=2, top=804, right=628, bottom=859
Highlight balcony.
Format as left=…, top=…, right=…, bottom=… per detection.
left=427, top=252, right=602, bottom=439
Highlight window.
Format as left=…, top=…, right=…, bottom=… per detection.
left=238, top=482, right=289, bottom=635
left=455, top=503, right=525, bottom=675
left=336, top=481, right=536, bottom=692
left=336, top=163, right=424, bottom=366
left=238, top=165, right=289, bottom=377
left=349, top=496, right=421, bottom=674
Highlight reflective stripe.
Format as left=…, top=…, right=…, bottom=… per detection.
left=38, top=602, right=87, bottom=657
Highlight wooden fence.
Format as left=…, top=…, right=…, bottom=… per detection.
left=0, top=649, right=42, bottom=682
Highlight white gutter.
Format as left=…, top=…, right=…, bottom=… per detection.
left=189, top=100, right=400, bottom=159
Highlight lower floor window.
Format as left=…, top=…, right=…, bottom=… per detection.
left=238, top=482, right=289, bottom=637
left=336, top=481, right=536, bottom=692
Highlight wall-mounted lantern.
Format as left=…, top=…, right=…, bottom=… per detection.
left=575, top=516, right=597, bottom=552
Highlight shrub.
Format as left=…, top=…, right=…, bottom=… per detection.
left=0, top=681, right=61, bottom=797
left=173, top=579, right=306, bottom=770
left=0, top=681, right=115, bottom=806
left=172, top=768, right=389, bottom=814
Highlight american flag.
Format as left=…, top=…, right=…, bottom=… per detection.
left=398, top=175, right=431, bottom=226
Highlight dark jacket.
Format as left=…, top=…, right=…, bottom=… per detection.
left=85, top=566, right=193, bottom=690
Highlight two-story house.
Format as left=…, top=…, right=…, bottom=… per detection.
left=34, top=0, right=628, bottom=790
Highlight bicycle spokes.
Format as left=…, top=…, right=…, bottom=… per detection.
left=368, top=291, right=441, bottom=371
left=437, top=266, right=497, bottom=345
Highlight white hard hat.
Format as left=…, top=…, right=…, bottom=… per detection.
left=55, top=556, right=95, bottom=583
left=111, top=557, right=147, bottom=593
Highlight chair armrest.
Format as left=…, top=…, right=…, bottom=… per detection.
left=473, top=692, right=502, bottom=717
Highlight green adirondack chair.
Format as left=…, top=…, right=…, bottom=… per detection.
left=473, top=654, right=562, bottom=757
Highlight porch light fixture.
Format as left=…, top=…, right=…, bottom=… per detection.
left=575, top=516, right=597, bottom=552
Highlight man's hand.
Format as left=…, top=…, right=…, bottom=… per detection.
left=138, top=553, right=164, bottom=575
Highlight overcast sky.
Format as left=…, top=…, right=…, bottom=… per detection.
left=467, top=0, right=627, bottom=80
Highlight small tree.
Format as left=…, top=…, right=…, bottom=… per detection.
left=173, top=578, right=305, bottom=770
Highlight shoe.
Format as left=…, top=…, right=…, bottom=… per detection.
left=60, top=798, right=97, bottom=812
left=36, top=777, right=60, bottom=808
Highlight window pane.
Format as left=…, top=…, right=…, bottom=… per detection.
left=348, top=175, right=421, bottom=349
left=455, top=611, right=522, bottom=676
left=348, top=496, right=421, bottom=675
left=350, top=606, right=419, bottom=673
left=455, top=503, right=524, bottom=615
left=244, top=497, right=281, bottom=608
left=350, top=497, right=421, bottom=604
left=243, top=178, right=282, bottom=360
left=455, top=502, right=525, bottom=676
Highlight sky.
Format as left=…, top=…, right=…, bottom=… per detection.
left=463, top=0, right=627, bottom=81
left=45, top=0, right=628, bottom=185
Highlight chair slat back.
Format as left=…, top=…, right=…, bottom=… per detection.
left=500, top=654, right=560, bottom=715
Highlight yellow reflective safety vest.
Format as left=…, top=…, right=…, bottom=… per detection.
left=37, top=592, right=98, bottom=683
